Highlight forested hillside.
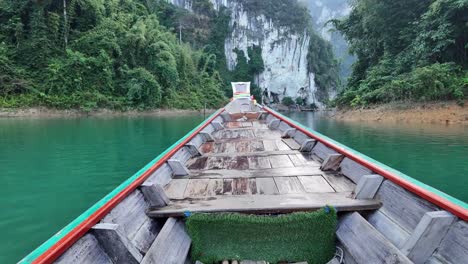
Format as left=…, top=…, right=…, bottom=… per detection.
left=333, top=0, right=467, bottom=106
left=0, top=0, right=227, bottom=110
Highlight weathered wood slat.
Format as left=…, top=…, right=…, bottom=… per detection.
left=144, top=163, right=173, bottom=187
left=274, top=177, right=305, bottom=194
left=292, top=130, right=309, bottom=145
left=377, top=180, right=438, bottom=232
left=428, top=220, right=468, bottom=264
left=337, top=212, right=412, bottom=264
left=353, top=174, right=384, bottom=199
left=206, top=179, right=224, bottom=196
left=322, top=173, right=355, bottom=192
left=262, top=140, right=278, bottom=151
left=255, top=177, right=279, bottom=195
left=312, top=142, right=338, bottom=162
left=275, top=139, right=291, bottom=151
left=184, top=179, right=210, bottom=197
left=141, top=218, right=191, bottom=264
left=367, top=210, right=410, bottom=248
left=164, top=179, right=189, bottom=199
left=140, top=183, right=170, bottom=208
left=187, top=156, right=208, bottom=170
left=92, top=223, right=142, bottom=264
left=282, top=138, right=301, bottom=150
left=202, top=150, right=299, bottom=158
left=297, top=176, right=335, bottom=193
left=101, top=190, right=157, bottom=254
left=401, top=211, right=456, bottom=263
left=147, top=193, right=381, bottom=218
left=188, top=167, right=323, bottom=179
left=167, top=159, right=190, bottom=176
left=55, top=233, right=113, bottom=264
left=288, top=154, right=308, bottom=167
left=320, top=154, right=344, bottom=171
left=248, top=156, right=271, bottom=169
left=339, top=158, right=372, bottom=184
left=269, top=155, right=294, bottom=168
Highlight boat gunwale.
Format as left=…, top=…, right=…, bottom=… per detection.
left=262, top=105, right=468, bottom=221
left=20, top=108, right=225, bottom=264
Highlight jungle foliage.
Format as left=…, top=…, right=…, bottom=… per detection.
left=333, top=0, right=468, bottom=106
left=0, top=0, right=227, bottom=110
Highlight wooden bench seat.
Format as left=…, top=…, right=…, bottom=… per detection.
left=147, top=193, right=381, bottom=218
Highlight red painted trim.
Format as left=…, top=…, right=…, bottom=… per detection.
left=32, top=109, right=225, bottom=264
left=263, top=107, right=468, bottom=221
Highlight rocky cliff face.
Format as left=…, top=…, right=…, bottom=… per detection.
left=305, top=0, right=354, bottom=82
left=169, top=0, right=328, bottom=107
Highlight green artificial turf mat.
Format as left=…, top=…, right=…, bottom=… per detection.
left=186, top=207, right=337, bottom=264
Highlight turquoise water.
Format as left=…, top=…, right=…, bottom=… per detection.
left=1, top=112, right=467, bottom=263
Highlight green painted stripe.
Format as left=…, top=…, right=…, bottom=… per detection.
left=19, top=109, right=223, bottom=264
left=267, top=108, right=468, bottom=209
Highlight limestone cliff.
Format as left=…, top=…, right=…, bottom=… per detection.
left=169, top=0, right=335, bottom=107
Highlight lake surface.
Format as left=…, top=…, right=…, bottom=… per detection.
left=1, top=112, right=467, bottom=263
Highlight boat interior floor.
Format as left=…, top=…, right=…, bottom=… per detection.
left=147, top=118, right=381, bottom=217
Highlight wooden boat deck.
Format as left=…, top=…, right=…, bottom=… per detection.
left=148, top=118, right=380, bottom=217
left=22, top=102, right=468, bottom=264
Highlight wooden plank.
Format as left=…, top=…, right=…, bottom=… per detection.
left=430, top=220, right=468, bottom=264
left=232, top=178, right=251, bottom=195
left=249, top=140, right=264, bottom=152
left=223, top=179, right=233, bottom=195
left=297, top=176, right=335, bottom=193
left=130, top=218, right=162, bottom=254
left=262, top=140, right=278, bottom=151
left=288, top=154, right=308, bottom=167
left=147, top=193, right=381, bottom=217
left=212, top=121, right=224, bottom=130
left=235, top=141, right=250, bottom=152
left=254, top=129, right=282, bottom=139
left=187, top=156, right=208, bottom=170
left=184, top=179, right=210, bottom=197
left=92, top=223, right=142, bottom=264
left=337, top=212, right=412, bottom=264
left=269, top=155, right=294, bottom=168
left=275, top=139, right=291, bottom=151
left=274, top=177, right=305, bottom=194
left=322, top=173, right=355, bottom=192
left=312, top=142, right=338, bottom=161
left=227, top=156, right=249, bottom=170
left=401, top=211, right=456, bottom=263
left=206, top=156, right=229, bottom=170
left=299, top=139, right=316, bottom=152
left=206, top=179, right=224, bottom=196
left=202, top=149, right=298, bottom=158
left=241, top=122, right=253, bottom=127
left=167, top=159, right=190, bottom=176
left=101, top=190, right=150, bottom=249
left=200, top=142, right=214, bottom=154
left=320, top=154, right=344, bottom=171
left=367, top=210, right=410, bottom=249
left=226, top=122, right=242, bottom=128
left=141, top=218, right=191, bottom=264
left=339, top=157, right=373, bottom=184
left=353, top=174, right=384, bottom=199
left=292, top=131, right=310, bottom=145
left=144, top=163, right=172, bottom=187
left=224, top=142, right=237, bottom=153
left=256, top=177, right=279, bottom=195
left=248, top=156, right=271, bottom=169
left=282, top=138, right=301, bottom=150
left=377, top=180, right=438, bottom=232
left=55, top=234, right=113, bottom=264
left=188, top=167, right=323, bottom=179
left=164, top=179, right=189, bottom=199
left=140, top=183, right=170, bottom=208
